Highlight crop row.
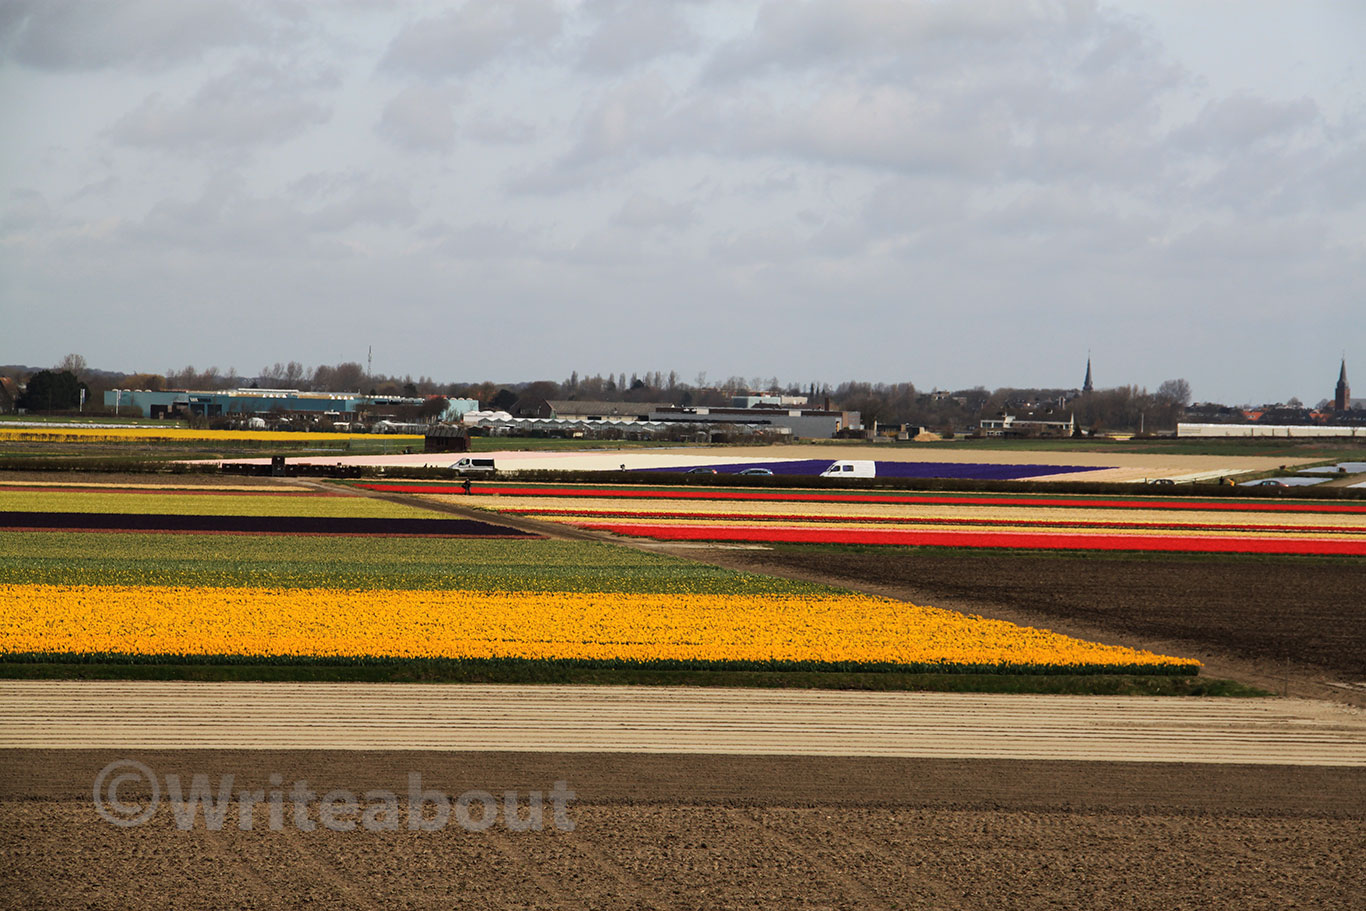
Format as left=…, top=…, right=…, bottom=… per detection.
left=0, top=532, right=817, bottom=594
left=572, top=521, right=1366, bottom=555
left=360, top=482, right=1366, bottom=514
left=496, top=505, right=1366, bottom=535
left=0, top=584, right=1200, bottom=673
left=0, top=488, right=433, bottom=519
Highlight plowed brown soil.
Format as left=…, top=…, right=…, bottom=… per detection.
left=3, top=750, right=1363, bottom=910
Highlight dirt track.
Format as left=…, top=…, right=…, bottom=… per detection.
left=3, top=681, right=1363, bottom=765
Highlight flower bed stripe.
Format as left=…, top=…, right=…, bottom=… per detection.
left=0, top=584, right=1198, bottom=672
left=635, top=458, right=1108, bottom=480
left=499, top=506, right=1366, bottom=535
left=0, top=511, right=538, bottom=538
left=0, top=485, right=338, bottom=496
left=575, top=522, right=1366, bottom=556
left=360, top=482, right=1366, bottom=514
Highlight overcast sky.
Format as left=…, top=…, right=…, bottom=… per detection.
left=2, top=0, right=1362, bottom=405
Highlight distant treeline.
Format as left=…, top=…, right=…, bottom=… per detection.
left=2, top=355, right=1194, bottom=433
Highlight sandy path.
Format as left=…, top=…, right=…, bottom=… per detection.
left=3, top=681, right=1362, bottom=766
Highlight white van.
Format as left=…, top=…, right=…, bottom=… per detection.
left=450, top=457, right=497, bottom=473
left=819, top=460, right=875, bottom=479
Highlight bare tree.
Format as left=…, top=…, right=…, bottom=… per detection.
left=56, top=353, right=88, bottom=378
left=1156, top=378, right=1192, bottom=407
left=416, top=396, right=448, bottom=421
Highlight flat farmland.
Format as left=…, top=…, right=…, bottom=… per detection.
left=2, top=480, right=1213, bottom=679
left=3, top=471, right=1364, bottom=908
left=365, top=479, right=1366, bottom=694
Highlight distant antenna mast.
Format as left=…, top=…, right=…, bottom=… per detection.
left=367, top=346, right=372, bottom=381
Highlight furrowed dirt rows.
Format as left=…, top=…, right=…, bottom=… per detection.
left=3, top=682, right=1364, bottom=765
left=5, top=757, right=1364, bottom=911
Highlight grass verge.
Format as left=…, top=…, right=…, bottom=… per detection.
left=0, top=660, right=1265, bottom=695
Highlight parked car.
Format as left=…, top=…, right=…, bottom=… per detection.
left=686, top=466, right=718, bottom=474
left=1256, top=479, right=1287, bottom=487
left=1148, top=478, right=1175, bottom=486
left=737, top=467, right=774, bottom=476
left=450, top=457, right=496, bottom=473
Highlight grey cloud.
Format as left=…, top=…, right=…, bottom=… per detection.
left=0, top=0, right=273, bottom=71
left=744, top=85, right=1008, bottom=177
left=523, top=3, right=1185, bottom=192
left=106, top=58, right=333, bottom=153
left=119, top=175, right=415, bottom=260
left=421, top=219, right=545, bottom=261
left=288, top=173, right=418, bottom=231
left=463, top=113, right=537, bottom=144
left=704, top=0, right=1094, bottom=82
left=612, top=193, right=695, bottom=231
left=507, top=73, right=681, bottom=193
left=0, top=187, right=51, bottom=232
left=130, top=184, right=316, bottom=257
left=573, top=0, right=697, bottom=73
left=1168, top=100, right=1365, bottom=217
left=381, top=0, right=562, bottom=79
left=376, top=85, right=463, bottom=152
left=860, top=177, right=968, bottom=236
left=1174, top=95, right=1320, bottom=153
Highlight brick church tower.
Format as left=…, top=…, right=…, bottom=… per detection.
left=1335, top=358, right=1350, bottom=412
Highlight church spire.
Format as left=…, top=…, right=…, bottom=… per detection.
left=1082, top=357, right=1093, bottom=394
left=1335, top=357, right=1351, bottom=411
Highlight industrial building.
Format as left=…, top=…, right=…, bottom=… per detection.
left=731, top=394, right=808, bottom=408
left=649, top=405, right=857, bottom=439
left=528, top=398, right=853, bottom=438
left=535, top=400, right=674, bottom=422
left=103, top=388, right=434, bottom=419
left=979, top=413, right=1077, bottom=437
left=1177, top=423, right=1364, bottom=438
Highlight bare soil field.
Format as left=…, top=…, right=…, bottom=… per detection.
left=3, top=750, right=1363, bottom=910
left=703, top=547, right=1366, bottom=693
